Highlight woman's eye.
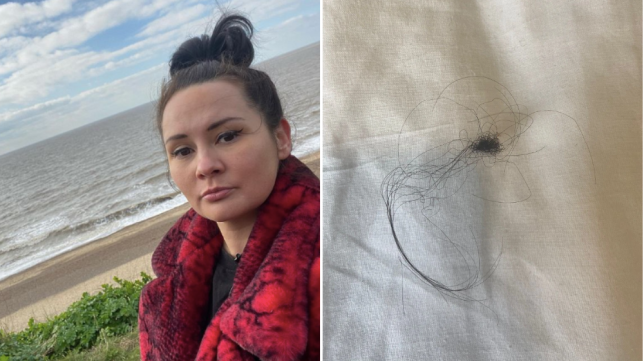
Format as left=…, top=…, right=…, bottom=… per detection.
left=217, top=130, right=242, bottom=144
left=172, top=147, right=193, bottom=158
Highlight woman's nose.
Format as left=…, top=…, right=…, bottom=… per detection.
left=195, top=149, right=224, bottom=178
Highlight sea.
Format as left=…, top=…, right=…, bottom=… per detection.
left=0, top=43, right=320, bottom=282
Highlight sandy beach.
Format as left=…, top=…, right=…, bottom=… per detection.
left=0, top=151, right=319, bottom=333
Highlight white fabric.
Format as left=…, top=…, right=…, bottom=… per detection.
left=322, top=1, right=641, bottom=360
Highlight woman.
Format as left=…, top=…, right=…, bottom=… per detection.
left=138, top=15, right=320, bottom=361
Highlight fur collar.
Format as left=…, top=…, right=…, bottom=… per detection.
left=139, top=156, right=320, bottom=361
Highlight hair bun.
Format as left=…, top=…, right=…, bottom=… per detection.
left=169, top=14, right=254, bottom=76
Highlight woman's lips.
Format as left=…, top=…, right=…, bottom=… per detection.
left=202, top=188, right=233, bottom=202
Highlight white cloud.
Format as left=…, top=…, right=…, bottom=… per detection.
left=0, top=36, right=31, bottom=56
left=0, top=63, right=167, bottom=155
left=137, top=3, right=207, bottom=38
left=0, top=0, right=75, bottom=37
left=223, top=0, right=300, bottom=23
left=0, top=0, right=206, bottom=107
left=0, top=0, right=187, bottom=77
left=38, top=0, right=146, bottom=52
left=0, top=0, right=320, bottom=155
left=73, top=62, right=165, bottom=103
left=255, top=13, right=320, bottom=61
left=0, top=96, right=71, bottom=125
left=138, top=0, right=189, bottom=17
left=0, top=49, right=98, bottom=105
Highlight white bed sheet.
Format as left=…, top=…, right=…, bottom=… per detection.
left=322, top=1, right=642, bottom=360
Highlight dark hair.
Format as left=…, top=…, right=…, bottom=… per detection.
left=156, top=14, right=284, bottom=136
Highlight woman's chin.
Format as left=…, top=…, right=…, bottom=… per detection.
left=193, top=206, right=258, bottom=226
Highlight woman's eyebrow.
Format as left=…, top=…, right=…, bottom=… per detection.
left=164, top=117, right=243, bottom=144
left=206, top=117, right=243, bottom=132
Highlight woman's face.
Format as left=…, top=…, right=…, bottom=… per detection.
left=161, top=80, right=291, bottom=225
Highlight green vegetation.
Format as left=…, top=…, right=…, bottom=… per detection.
left=58, top=330, right=139, bottom=361
left=0, top=273, right=151, bottom=360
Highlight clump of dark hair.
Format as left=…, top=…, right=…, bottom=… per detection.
left=156, top=14, right=283, bottom=135
left=470, top=132, right=503, bottom=155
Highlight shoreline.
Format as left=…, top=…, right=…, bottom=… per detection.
left=0, top=151, right=319, bottom=333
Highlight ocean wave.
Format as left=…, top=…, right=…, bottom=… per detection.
left=140, top=172, right=171, bottom=187
left=88, top=160, right=166, bottom=192
left=0, top=215, right=69, bottom=254
left=0, top=193, right=179, bottom=257
left=0, top=194, right=188, bottom=281
left=65, top=193, right=181, bottom=234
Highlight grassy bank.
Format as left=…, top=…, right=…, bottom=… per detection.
left=0, top=273, right=150, bottom=360
left=59, top=330, right=139, bottom=361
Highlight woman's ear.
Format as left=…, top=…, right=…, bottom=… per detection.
left=274, top=118, right=292, bottom=160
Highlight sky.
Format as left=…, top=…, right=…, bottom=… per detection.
left=0, top=0, right=320, bottom=156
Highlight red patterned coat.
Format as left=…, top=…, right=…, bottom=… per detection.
left=139, top=156, right=320, bottom=361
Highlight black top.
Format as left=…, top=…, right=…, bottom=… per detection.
left=211, top=250, right=262, bottom=361
left=211, top=249, right=239, bottom=319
